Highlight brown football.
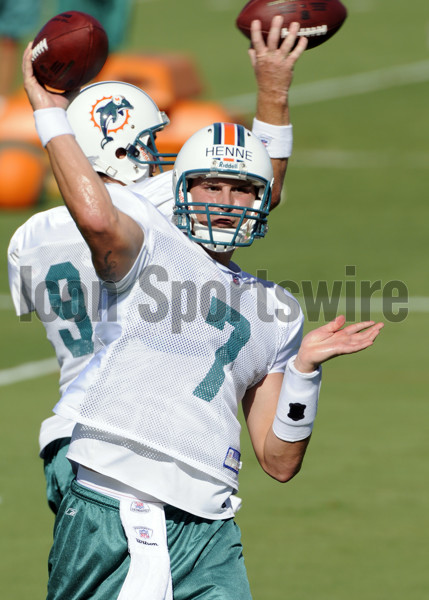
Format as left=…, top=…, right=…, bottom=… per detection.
left=236, top=0, right=348, bottom=50
left=32, top=11, right=109, bottom=92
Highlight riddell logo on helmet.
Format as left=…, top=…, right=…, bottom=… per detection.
left=90, top=95, right=134, bottom=149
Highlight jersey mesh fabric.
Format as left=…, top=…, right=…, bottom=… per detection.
left=58, top=199, right=303, bottom=489
left=8, top=180, right=175, bottom=395
left=8, top=208, right=99, bottom=394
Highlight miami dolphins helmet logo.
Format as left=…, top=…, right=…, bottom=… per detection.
left=90, top=95, right=134, bottom=149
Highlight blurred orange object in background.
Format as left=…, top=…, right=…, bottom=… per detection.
left=156, top=99, right=234, bottom=155
left=94, top=52, right=204, bottom=112
left=0, top=143, right=45, bottom=209
left=0, top=88, right=40, bottom=146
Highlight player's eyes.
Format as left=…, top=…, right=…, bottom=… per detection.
left=232, top=188, right=253, bottom=195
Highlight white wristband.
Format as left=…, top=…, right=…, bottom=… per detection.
left=34, top=107, right=75, bottom=147
left=272, top=356, right=322, bottom=442
left=252, top=118, right=293, bottom=158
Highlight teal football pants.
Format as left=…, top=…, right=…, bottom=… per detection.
left=43, top=437, right=74, bottom=514
left=47, top=480, right=253, bottom=599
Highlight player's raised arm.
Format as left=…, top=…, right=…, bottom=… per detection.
left=250, top=17, right=307, bottom=209
left=243, top=317, right=384, bottom=482
left=22, top=43, right=143, bottom=282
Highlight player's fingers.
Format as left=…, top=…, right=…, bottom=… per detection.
left=266, top=15, right=284, bottom=50
left=325, top=314, right=347, bottom=332
left=302, top=315, right=345, bottom=344
left=364, top=327, right=384, bottom=345
left=250, top=19, right=265, bottom=52
left=336, top=324, right=383, bottom=353
left=248, top=47, right=256, bottom=68
left=22, top=42, right=32, bottom=64
left=340, top=323, right=384, bottom=351
left=278, top=21, right=300, bottom=54
left=22, top=42, right=35, bottom=79
left=349, top=318, right=384, bottom=338
left=287, top=34, right=308, bottom=61
left=357, top=322, right=384, bottom=341
left=341, top=320, right=378, bottom=335
left=341, top=339, right=376, bottom=354
left=352, top=324, right=384, bottom=347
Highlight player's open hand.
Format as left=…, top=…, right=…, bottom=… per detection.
left=249, top=17, right=307, bottom=104
left=22, top=42, right=77, bottom=111
left=294, top=315, right=384, bottom=373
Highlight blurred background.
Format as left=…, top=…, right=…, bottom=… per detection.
left=0, top=0, right=428, bottom=598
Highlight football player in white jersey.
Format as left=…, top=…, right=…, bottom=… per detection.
left=9, top=17, right=309, bottom=515
left=7, top=81, right=177, bottom=514
left=21, top=25, right=383, bottom=600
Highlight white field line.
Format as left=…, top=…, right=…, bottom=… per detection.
left=0, top=297, right=428, bottom=387
left=2, top=295, right=428, bottom=313
left=222, top=59, right=429, bottom=111
left=0, top=294, right=13, bottom=309
left=290, top=149, right=429, bottom=169
left=303, top=297, right=429, bottom=313
left=0, top=357, right=58, bottom=387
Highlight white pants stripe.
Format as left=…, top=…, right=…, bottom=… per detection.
left=118, top=498, right=173, bottom=600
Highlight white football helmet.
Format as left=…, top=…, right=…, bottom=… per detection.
left=172, top=122, right=273, bottom=252
left=67, top=81, right=175, bottom=184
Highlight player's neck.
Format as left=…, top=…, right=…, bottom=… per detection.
left=99, top=173, right=125, bottom=186
left=203, top=247, right=235, bottom=268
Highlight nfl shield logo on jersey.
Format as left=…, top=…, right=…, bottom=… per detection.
left=135, top=526, right=153, bottom=540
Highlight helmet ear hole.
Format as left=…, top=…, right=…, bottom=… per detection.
left=115, top=148, right=127, bottom=159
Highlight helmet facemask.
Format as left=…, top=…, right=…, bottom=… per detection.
left=126, top=122, right=176, bottom=180
left=175, top=171, right=271, bottom=253
left=173, top=123, right=273, bottom=253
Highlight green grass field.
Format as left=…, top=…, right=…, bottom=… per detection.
left=1, top=0, right=429, bottom=597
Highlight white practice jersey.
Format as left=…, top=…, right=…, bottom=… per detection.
left=128, top=170, right=174, bottom=220
left=7, top=171, right=174, bottom=453
left=56, top=193, right=304, bottom=517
